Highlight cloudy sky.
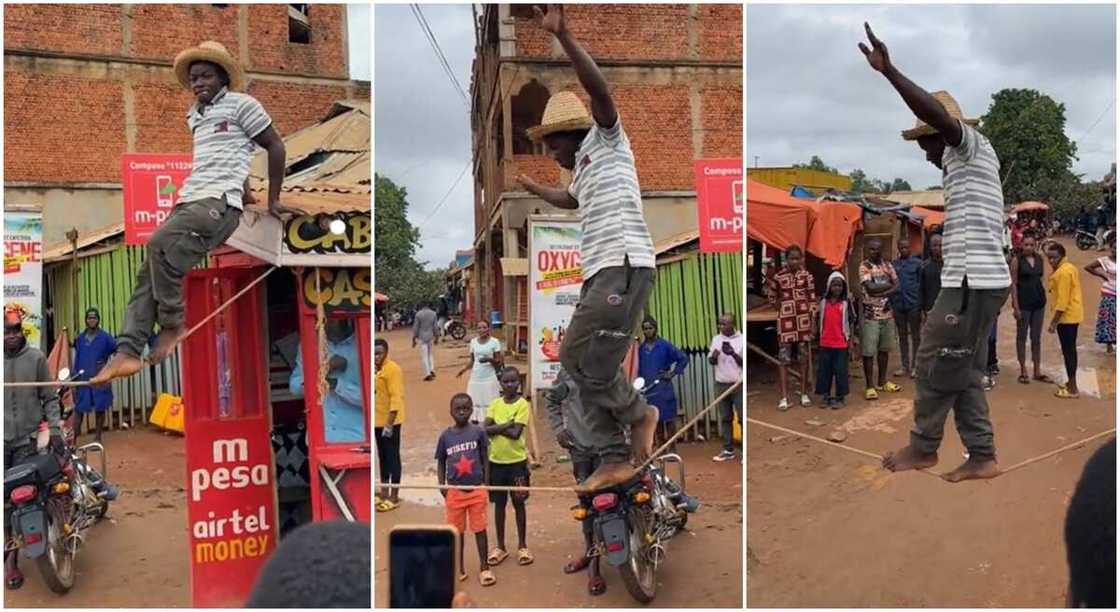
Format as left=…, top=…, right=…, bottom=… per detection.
left=347, top=4, right=371, bottom=80
left=747, top=4, right=1116, bottom=191
left=375, top=4, right=475, bottom=270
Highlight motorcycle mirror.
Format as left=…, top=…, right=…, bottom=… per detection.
left=57, top=368, right=70, bottom=381
left=633, top=377, right=646, bottom=392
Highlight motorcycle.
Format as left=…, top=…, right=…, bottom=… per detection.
left=576, top=377, right=699, bottom=603
left=4, top=368, right=114, bottom=594
left=1076, top=227, right=1115, bottom=251
left=442, top=318, right=467, bottom=341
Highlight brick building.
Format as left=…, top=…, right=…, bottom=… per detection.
left=4, top=4, right=369, bottom=244
left=469, top=4, right=742, bottom=351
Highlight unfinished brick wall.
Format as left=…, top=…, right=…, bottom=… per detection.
left=248, top=5, right=348, bottom=78
left=129, top=5, right=240, bottom=61
left=699, top=4, right=742, bottom=63
left=4, top=4, right=358, bottom=185
left=701, top=85, right=744, bottom=159
left=4, top=70, right=127, bottom=183
left=514, top=4, right=690, bottom=61
left=3, top=5, right=122, bottom=57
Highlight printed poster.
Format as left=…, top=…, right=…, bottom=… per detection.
left=529, top=217, right=583, bottom=390
left=4, top=211, right=44, bottom=347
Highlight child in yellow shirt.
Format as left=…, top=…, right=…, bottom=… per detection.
left=483, top=366, right=533, bottom=567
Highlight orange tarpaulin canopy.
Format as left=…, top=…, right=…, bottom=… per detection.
left=746, top=179, right=862, bottom=268
left=912, top=206, right=945, bottom=229
left=1013, top=201, right=1049, bottom=213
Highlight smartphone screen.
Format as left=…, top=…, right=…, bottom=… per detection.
left=389, top=527, right=456, bottom=608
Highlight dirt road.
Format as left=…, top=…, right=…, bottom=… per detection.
left=746, top=238, right=1116, bottom=607
left=5, top=428, right=189, bottom=608
left=373, top=328, right=744, bottom=608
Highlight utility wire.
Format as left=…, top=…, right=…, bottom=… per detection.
left=410, top=4, right=469, bottom=106
left=1075, top=97, right=1115, bottom=145
left=418, top=160, right=472, bottom=228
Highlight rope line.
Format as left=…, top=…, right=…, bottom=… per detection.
left=4, top=266, right=279, bottom=388
left=375, top=380, right=744, bottom=495
left=748, top=416, right=1115, bottom=479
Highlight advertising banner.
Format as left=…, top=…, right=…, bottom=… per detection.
left=186, top=419, right=279, bottom=607
left=694, top=159, right=744, bottom=253
left=528, top=217, right=583, bottom=390
left=122, top=153, right=193, bottom=245
left=3, top=211, right=44, bottom=347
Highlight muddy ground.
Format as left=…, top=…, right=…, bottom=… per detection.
left=373, top=328, right=744, bottom=608
left=746, top=238, right=1116, bottom=607
left=5, top=428, right=190, bottom=608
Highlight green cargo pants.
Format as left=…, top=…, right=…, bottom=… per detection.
left=559, top=259, right=656, bottom=444
left=910, top=285, right=1009, bottom=459
left=117, top=197, right=242, bottom=357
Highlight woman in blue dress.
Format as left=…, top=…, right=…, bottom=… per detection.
left=74, top=308, right=117, bottom=441
left=637, top=316, right=689, bottom=450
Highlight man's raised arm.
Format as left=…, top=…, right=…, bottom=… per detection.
left=535, top=5, right=618, bottom=129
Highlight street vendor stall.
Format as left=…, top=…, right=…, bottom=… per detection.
left=180, top=100, right=371, bottom=607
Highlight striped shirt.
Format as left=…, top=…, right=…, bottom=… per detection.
left=178, top=88, right=273, bottom=210
left=940, top=121, right=1011, bottom=289
left=566, top=117, right=655, bottom=280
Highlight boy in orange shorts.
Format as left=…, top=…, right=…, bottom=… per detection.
left=436, top=393, right=496, bottom=586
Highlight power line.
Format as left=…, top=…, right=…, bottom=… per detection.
left=1075, top=97, right=1115, bottom=145
left=418, top=160, right=472, bottom=228
left=410, top=4, right=469, bottom=106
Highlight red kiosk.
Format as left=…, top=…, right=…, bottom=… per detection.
left=181, top=201, right=371, bottom=606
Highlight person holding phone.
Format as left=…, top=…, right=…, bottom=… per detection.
left=709, top=314, right=743, bottom=462
left=435, top=393, right=495, bottom=587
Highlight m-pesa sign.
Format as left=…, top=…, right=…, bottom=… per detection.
left=122, top=154, right=192, bottom=245
left=693, top=159, right=744, bottom=253
left=186, top=418, right=278, bottom=607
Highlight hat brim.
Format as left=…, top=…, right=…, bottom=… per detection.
left=902, top=118, right=980, bottom=141
left=174, top=49, right=244, bottom=92
left=527, top=117, right=594, bottom=142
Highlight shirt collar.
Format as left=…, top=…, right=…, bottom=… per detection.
left=188, top=86, right=230, bottom=117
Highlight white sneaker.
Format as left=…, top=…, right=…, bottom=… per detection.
left=778, top=398, right=790, bottom=411
left=712, top=450, right=736, bottom=462
left=800, top=393, right=812, bottom=407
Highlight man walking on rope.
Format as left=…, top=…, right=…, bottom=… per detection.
left=92, top=41, right=297, bottom=384
left=861, top=23, right=1011, bottom=482
left=517, top=4, right=659, bottom=491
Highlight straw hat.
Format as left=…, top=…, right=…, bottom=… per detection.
left=173, top=41, right=244, bottom=92
left=901, top=91, right=979, bottom=141
left=527, top=91, right=594, bottom=141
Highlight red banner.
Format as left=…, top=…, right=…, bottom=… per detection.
left=121, top=153, right=192, bottom=245
left=186, top=418, right=278, bottom=607
left=693, top=159, right=744, bottom=252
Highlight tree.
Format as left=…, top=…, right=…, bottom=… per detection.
left=794, top=155, right=839, bottom=174
left=886, top=178, right=912, bottom=193
left=374, top=174, right=443, bottom=312
left=979, top=88, right=1078, bottom=204
left=849, top=168, right=879, bottom=194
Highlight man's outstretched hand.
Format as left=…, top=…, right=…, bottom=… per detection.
left=268, top=201, right=306, bottom=220
left=533, top=4, right=566, bottom=36
left=516, top=174, right=539, bottom=193
left=858, top=22, right=892, bottom=74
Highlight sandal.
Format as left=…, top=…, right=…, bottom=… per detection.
left=588, top=574, right=607, bottom=596
left=376, top=500, right=399, bottom=513
left=518, top=548, right=534, bottom=566
left=865, top=388, right=879, bottom=401
left=5, top=566, right=23, bottom=591
left=487, top=548, right=509, bottom=566
left=1055, top=386, right=1080, bottom=399
left=564, top=556, right=592, bottom=574
left=458, top=573, right=468, bottom=582
left=479, top=569, right=497, bottom=587
left=1018, top=374, right=1030, bottom=384
left=879, top=381, right=902, bottom=393
left=1033, top=374, right=1054, bottom=384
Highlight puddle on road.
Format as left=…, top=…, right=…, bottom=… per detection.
left=395, top=474, right=445, bottom=507
left=1037, top=364, right=1105, bottom=399
left=840, top=398, right=912, bottom=434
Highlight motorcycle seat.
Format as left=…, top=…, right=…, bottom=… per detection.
left=3, top=454, right=62, bottom=491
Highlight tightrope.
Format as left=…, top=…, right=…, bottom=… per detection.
left=4, top=266, right=279, bottom=388
left=748, top=416, right=1115, bottom=479
left=375, top=380, right=743, bottom=495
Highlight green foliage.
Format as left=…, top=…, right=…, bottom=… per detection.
left=849, top=169, right=878, bottom=194
left=374, top=174, right=444, bottom=311
left=794, top=155, right=839, bottom=174
left=886, top=178, right=912, bottom=193
left=979, top=88, right=1078, bottom=204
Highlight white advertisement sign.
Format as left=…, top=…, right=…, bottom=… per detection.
left=4, top=211, right=44, bottom=347
left=528, top=217, right=583, bottom=390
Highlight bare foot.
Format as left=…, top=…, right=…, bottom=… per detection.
left=575, top=461, right=636, bottom=493
left=882, top=445, right=938, bottom=472
left=629, top=407, right=658, bottom=463
left=941, top=456, right=1000, bottom=483
left=89, top=353, right=143, bottom=385
left=149, top=327, right=185, bottom=363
